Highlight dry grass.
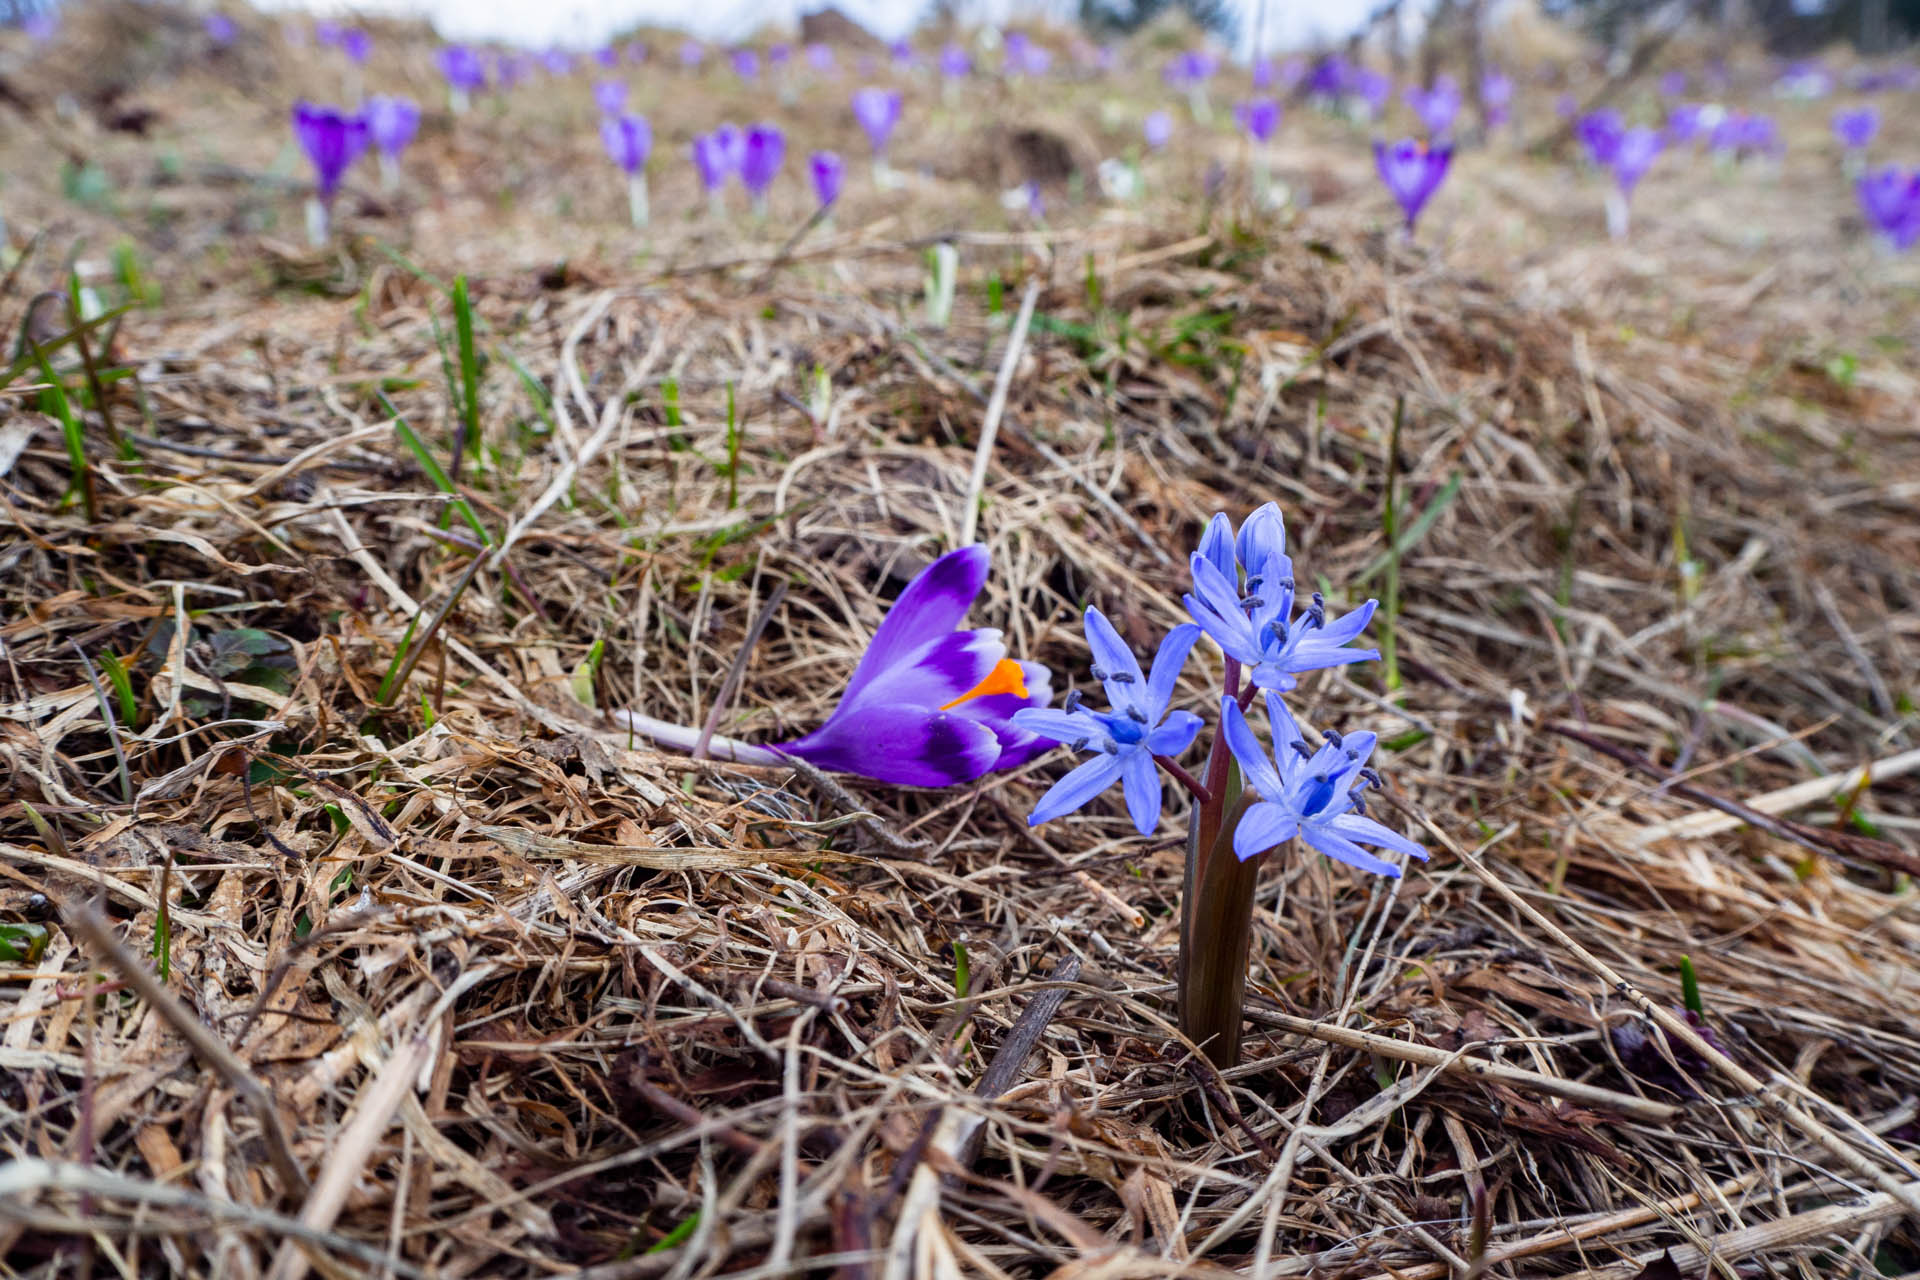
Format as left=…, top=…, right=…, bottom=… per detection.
left=2, top=7, right=1920, bottom=1278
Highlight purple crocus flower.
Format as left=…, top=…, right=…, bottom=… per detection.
left=315, top=21, right=341, bottom=47
left=889, top=38, right=915, bottom=68
left=692, top=132, right=733, bottom=204
left=680, top=39, right=705, bottom=69
left=1404, top=75, right=1461, bottom=136
left=496, top=53, right=531, bottom=90
left=731, top=47, right=760, bottom=81
left=1252, top=57, right=1275, bottom=91
left=1857, top=167, right=1920, bottom=250
left=939, top=43, right=971, bottom=79
left=205, top=13, right=235, bottom=45
left=1011, top=610, right=1202, bottom=836
left=1710, top=112, right=1780, bottom=159
left=1372, top=138, right=1453, bottom=233
left=1235, top=97, right=1282, bottom=143
left=364, top=96, right=420, bottom=160
left=810, top=150, right=844, bottom=208
left=1666, top=102, right=1707, bottom=145
left=1307, top=55, right=1350, bottom=99
left=1353, top=68, right=1392, bottom=120
left=808, top=43, right=837, bottom=74
left=595, top=45, right=618, bottom=68
left=852, top=87, right=902, bottom=156
left=768, top=43, right=791, bottom=67
left=1612, top=126, right=1663, bottom=193
left=601, top=114, right=651, bottom=174
left=1480, top=71, right=1512, bottom=127
left=540, top=49, right=571, bottom=76
left=1143, top=110, right=1172, bottom=150
left=1659, top=69, right=1688, bottom=96
left=340, top=28, right=370, bottom=65
left=1185, top=503, right=1382, bottom=692
left=739, top=123, right=785, bottom=207
left=779, top=546, right=1054, bottom=787
left=439, top=44, right=491, bottom=94
left=626, top=41, right=648, bottom=64
left=594, top=80, right=626, bottom=116
left=291, top=102, right=370, bottom=205
left=1576, top=108, right=1625, bottom=166
left=1221, top=694, right=1428, bottom=875
left=23, top=9, right=57, bottom=41
left=1833, top=106, right=1878, bottom=150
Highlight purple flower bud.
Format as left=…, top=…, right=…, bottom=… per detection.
left=731, top=48, right=760, bottom=81
left=680, top=39, right=705, bottom=69
left=1575, top=108, right=1624, bottom=166
left=601, top=114, right=652, bottom=175
left=851, top=87, right=902, bottom=156
left=438, top=45, right=487, bottom=93
left=595, top=45, right=618, bottom=68
left=808, top=43, right=837, bottom=74
left=1235, top=97, right=1282, bottom=144
left=291, top=101, right=370, bottom=204
left=1143, top=110, right=1172, bottom=150
left=542, top=49, right=573, bottom=77
left=625, top=41, right=648, bottom=65
left=364, top=95, right=420, bottom=159
left=1857, top=166, right=1920, bottom=249
left=1666, top=102, right=1706, bottom=145
left=1251, top=57, right=1275, bottom=91
left=890, top=39, right=915, bottom=68
left=939, top=43, right=971, bottom=79
left=739, top=123, right=786, bottom=200
left=205, top=13, right=235, bottom=46
left=692, top=132, right=731, bottom=193
left=315, top=21, right=342, bottom=47
left=594, top=80, right=626, bottom=116
left=810, top=150, right=844, bottom=207
left=1833, top=106, right=1878, bottom=151
left=768, top=43, right=791, bottom=67
left=1353, top=68, right=1392, bottom=118
left=1373, top=137, right=1452, bottom=232
left=340, top=28, right=370, bottom=65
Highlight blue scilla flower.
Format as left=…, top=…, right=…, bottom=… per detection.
left=1012, top=610, right=1203, bottom=835
left=1185, top=503, right=1380, bottom=693
left=1219, top=693, right=1429, bottom=876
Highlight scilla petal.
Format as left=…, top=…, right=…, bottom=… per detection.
left=1232, top=801, right=1299, bottom=861
left=1029, top=752, right=1125, bottom=826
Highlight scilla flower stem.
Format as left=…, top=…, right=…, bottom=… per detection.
left=1180, top=752, right=1253, bottom=1067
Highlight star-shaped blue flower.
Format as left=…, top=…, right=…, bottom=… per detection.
left=1220, top=692, right=1429, bottom=877
left=1184, top=503, right=1380, bottom=694
left=1012, top=609, right=1202, bottom=836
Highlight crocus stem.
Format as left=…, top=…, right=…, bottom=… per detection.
left=305, top=196, right=329, bottom=247
left=709, top=189, right=726, bottom=219
left=609, top=709, right=786, bottom=766
left=379, top=152, right=399, bottom=193
left=450, top=87, right=470, bottom=115
left=627, top=172, right=649, bottom=228
left=1605, top=188, right=1629, bottom=241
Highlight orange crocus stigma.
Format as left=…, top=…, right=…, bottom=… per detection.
left=940, top=659, right=1029, bottom=710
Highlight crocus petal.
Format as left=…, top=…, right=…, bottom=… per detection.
left=1083, top=607, right=1147, bottom=709
left=1145, top=709, right=1203, bottom=756
left=1303, top=827, right=1403, bottom=877
left=1220, top=697, right=1286, bottom=798
left=837, top=546, right=987, bottom=705
left=1145, top=623, right=1199, bottom=722
left=851, top=628, right=1004, bottom=712
left=781, top=704, right=999, bottom=787
left=1327, top=812, right=1430, bottom=861
left=1196, top=513, right=1236, bottom=583
left=954, top=660, right=1055, bottom=769
left=1232, top=801, right=1299, bottom=861
left=1029, top=752, right=1124, bottom=826
left=1120, top=748, right=1163, bottom=835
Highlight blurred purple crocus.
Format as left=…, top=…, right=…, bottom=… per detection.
left=1666, top=102, right=1708, bottom=145
left=205, top=13, right=235, bottom=46
left=1710, top=112, right=1780, bottom=160
left=1605, top=126, right=1662, bottom=238
left=1404, top=75, right=1461, bottom=136
left=889, top=38, right=916, bottom=68
left=680, top=39, right=705, bottom=69
left=594, top=80, right=626, bottom=116
left=1374, top=137, right=1452, bottom=234
left=601, top=114, right=653, bottom=226
left=731, top=47, right=760, bottom=81
left=1251, top=57, right=1275, bottom=91
left=23, top=9, right=56, bottom=41
left=1833, top=106, right=1878, bottom=151
left=1480, top=71, right=1512, bottom=127
left=939, top=43, right=971, bottom=79
left=740, top=123, right=785, bottom=212
left=542, top=49, right=573, bottom=76
left=439, top=45, right=487, bottom=110
left=1143, top=109, right=1173, bottom=150
left=1307, top=55, right=1350, bottom=100
left=808, top=43, right=837, bottom=74
left=1575, top=108, right=1624, bottom=166
left=339, top=28, right=370, bottom=65
left=852, top=87, right=902, bottom=158
left=291, top=102, right=369, bottom=243
left=1235, top=97, right=1282, bottom=143
left=810, top=150, right=844, bottom=209
left=595, top=45, right=617, bottom=69
left=1857, top=166, right=1920, bottom=250
left=1659, top=70, right=1688, bottom=97
left=364, top=95, right=419, bottom=189
left=692, top=131, right=734, bottom=213
left=768, top=43, right=791, bottom=67
left=1353, top=68, right=1392, bottom=120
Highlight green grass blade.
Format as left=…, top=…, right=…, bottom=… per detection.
left=451, top=275, right=481, bottom=483
left=382, top=394, right=493, bottom=545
